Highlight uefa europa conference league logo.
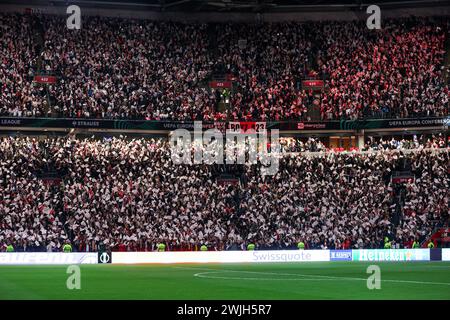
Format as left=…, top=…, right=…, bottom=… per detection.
left=169, top=122, right=280, bottom=176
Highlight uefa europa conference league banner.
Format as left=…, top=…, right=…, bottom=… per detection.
left=0, top=116, right=448, bottom=132
left=1, top=249, right=448, bottom=265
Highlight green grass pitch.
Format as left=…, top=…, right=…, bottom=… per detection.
left=0, top=262, right=449, bottom=299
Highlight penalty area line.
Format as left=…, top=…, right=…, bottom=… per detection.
left=193, top=271, right=351, bottom=281
left=174, top=266, right=450, bottom=286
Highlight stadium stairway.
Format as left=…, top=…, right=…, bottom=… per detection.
left=305, top=92, right=322, bottom=121
left=207, top=22, right=225, bottom=79
left=211, top=163, right=245, bottom=246
left=304, top=24, right=320, bottom=73
left=207, top=23, right=219, bottom=57
left=30, top=140, right=73, bottom=245
left=388, top=152, right=415, bottom=243
left=442, top=22, right=450, bottom=85
left=391, top=184, right=405, bottom=228
left=31, top=14, right=58, bottom=116
left=30, top=15, right=44, bottom=72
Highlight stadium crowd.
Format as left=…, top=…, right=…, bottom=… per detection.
left=363, top=134, right=449, bottom=151
left=279, top=134, right=449, bottom=153
left=279, top=137, right=327, bottom=153
left=0, top=136, right=448, bottom=252
left=0, top=14, right=46, bottom=117
left=0, top=14, right=448, bottom=121
left=316, top=19, right=448, bottom=120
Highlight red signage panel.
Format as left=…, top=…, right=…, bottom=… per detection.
left=34, top=75, right=57, bottom=84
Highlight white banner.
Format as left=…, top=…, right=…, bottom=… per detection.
left=0, top=252, right=98, bottom=265
left=112, top=250, right=330, bottom=264
left=442, top=249, right=450, bottom=261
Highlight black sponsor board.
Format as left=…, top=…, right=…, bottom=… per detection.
left=98, top=251, right=112, bottom=264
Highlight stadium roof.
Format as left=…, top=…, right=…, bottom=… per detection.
left=2, top=0, right=449, bottom=12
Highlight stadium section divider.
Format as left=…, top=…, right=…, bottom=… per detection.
left=1, top=249, right=444, bottom=265
left=0, top=116, right=448, bottom=132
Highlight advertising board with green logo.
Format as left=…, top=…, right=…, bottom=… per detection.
left=352, top=249, right=430, bottom=261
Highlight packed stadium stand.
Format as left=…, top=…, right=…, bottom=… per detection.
left=0, top=13, right=448, bottom=120
left=0, top=136, right=448, bottom=252
left=0, top=1, right=449, bottom=254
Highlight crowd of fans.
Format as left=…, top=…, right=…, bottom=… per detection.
left=0, top=14, right=45, bottom=118
left=316, top=19, right=448, bottom=120
left=0, top=14, right=448, bottom=121
left=280, top=137, right=327, bottom=153
left=1, top=12, right=448, bottom=252
left=0, top=135, right=448, bottom=252
left=362, top=134, right=449, bottom=151
left=279, top=134, right=449, bottom=153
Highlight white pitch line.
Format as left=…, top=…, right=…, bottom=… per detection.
left=174, top=266, right=450, bottom=286
left=194, top=272, right=341, bottom=281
